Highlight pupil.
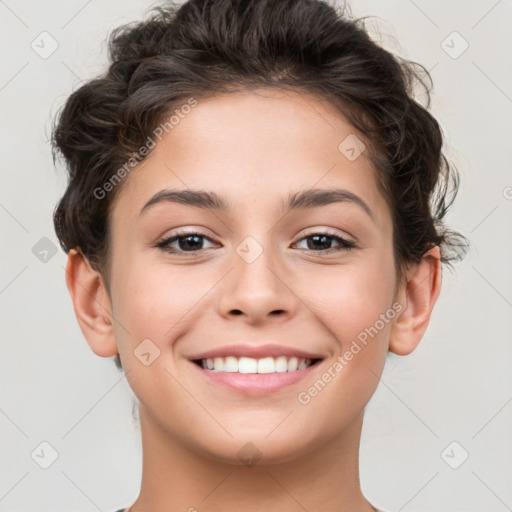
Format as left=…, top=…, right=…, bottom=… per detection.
left=180, top=235, right=202, bottom=251
left=308, top=235, right=331, bottom=250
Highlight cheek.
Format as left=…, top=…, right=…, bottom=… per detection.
left=110, top=257, right=212, bottom=410
left=113, top=256, right=211, bottom=343
left=301, top=253, right=396, bottom=346
left=282, top=261, right=396, bottom=451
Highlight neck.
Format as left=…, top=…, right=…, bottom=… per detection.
left=128, top=406, right=376, bottom=512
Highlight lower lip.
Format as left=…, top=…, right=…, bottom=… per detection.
left=189, top=360, right=323, bottom=396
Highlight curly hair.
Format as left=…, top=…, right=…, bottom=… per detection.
left=51, top=0, right=469, bottom=370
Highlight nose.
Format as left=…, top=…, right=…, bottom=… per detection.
left=217, top=242, right=299, bottom=325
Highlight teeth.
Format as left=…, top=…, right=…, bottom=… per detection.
left=287, top=356, right=298, bottom=372
left=298, top=359, right=308, bottom=370
left=200, top=356, right=315, bottom=373
left=223, top=356, right=238, bottom=372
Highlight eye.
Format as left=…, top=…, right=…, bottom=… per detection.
left=156, top=231, right=218, bottom=254
left=155, top=230, right=357, bottom=255
left=294, top=232, right=356, bottom=253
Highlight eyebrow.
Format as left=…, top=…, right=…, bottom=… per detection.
left=139, top=187, right=375, bottom=221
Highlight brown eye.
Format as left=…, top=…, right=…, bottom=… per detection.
left=156, top=231, right=218, bottom=254
left=294, top=233, right=356, bottom=252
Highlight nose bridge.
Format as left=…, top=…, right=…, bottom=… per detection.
left=236, top=235, right=278, bottom=291
left=218, top=232, right=297, bottom=322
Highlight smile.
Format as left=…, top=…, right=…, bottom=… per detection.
left=194, top=356, right=321, bottom=373
left=188, top=345, right=326, bottom=395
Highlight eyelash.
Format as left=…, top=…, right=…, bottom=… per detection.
left=155, top=229, right=357, bottom=255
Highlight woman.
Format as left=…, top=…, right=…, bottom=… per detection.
left=51, top=0, right=468, bottom=510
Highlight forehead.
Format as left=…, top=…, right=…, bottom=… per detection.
left=112, top=88, right=389, bottom=228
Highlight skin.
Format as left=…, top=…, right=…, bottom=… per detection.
left=65, top=88, right=441, bottom=512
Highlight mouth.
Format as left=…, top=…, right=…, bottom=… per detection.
left=187, top=345, right=326, bottom=396
left=192, top=356, right=323, bottom=373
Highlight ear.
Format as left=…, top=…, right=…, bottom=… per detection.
left=389, top=246, right=442, bottom=356
left=64, top=248, right=118, bottom=358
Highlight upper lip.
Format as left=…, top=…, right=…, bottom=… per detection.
left=188, top=344, right=325, bottom=361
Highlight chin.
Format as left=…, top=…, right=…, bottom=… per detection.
left=193, top=429, right=318, bottom=467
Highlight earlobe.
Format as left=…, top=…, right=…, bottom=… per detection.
left=65, top=248, right=118, bottom=358
left=389, top=246, right=442, bottom=356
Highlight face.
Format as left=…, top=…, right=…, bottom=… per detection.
left=108, top=88, right=398, bottom=463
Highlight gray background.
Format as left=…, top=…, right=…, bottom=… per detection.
left=1, top=0, right=511, bottom=511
